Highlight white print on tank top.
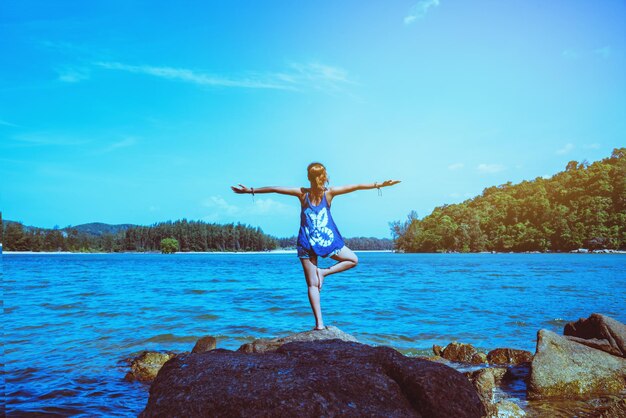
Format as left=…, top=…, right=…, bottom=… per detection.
left=304, top=207, right=334, bottom=248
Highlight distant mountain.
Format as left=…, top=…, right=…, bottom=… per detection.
left=67, top=222, right=136, bottom=237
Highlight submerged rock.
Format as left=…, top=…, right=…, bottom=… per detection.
left=487, top=348, right=533, bottom=365
left=564, top=313, right=626, bottom=358
left=528, top=330, right=626, bottom=399
left=441, top=342, right=486, bottom=364
left=492, top=400, right=526, bottom=417
left=595, top=398, right=626, bottom=418
left=191, top=336, right=216, bottom=353
left=126, top=351, right=177, bottom=382
left=432, top=344, right=444, bottom=356
left=237, top=325, right=358, bottom=353
left=140, top=339, right=485, bottom=418
left=464, top=367, right=511, bottom=416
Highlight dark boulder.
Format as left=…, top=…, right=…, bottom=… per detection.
left=487, top=348, right=533, bottom=365
left=564, top=313, right=626, bottom=358
left=140, top=339, right=485, bottom=418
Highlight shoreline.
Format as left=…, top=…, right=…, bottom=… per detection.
left=3, top=249, right=625, bottom=255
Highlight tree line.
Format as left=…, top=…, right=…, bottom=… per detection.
left=1, top=219, right=277, bottom=252
left=1, top=219, right=394, bottom=252
left=391, top=148, right=626, bottom=253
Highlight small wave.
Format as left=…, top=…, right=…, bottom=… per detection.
left=39, top=388, right=81, bottom=400
left=545, top=318, right=569, bottom=327
left=185, top=289, right=209, bottom=295
left=195, top=313, right=220, bottom=321
left=42, top=303, right=85, bottom=311
left=142, top=334, right=199, bottom=344
left=501, top=285, right=528, bottom=290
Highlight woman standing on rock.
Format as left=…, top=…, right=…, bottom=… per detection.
left=231, top=162, right=400, bottom=330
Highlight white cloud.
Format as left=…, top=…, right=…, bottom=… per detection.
left=95, top=61, right=353, bottom=93
left=203, top=196, right=241, bottom=216
left=561, top=49, right=581, bottom=60
left=100, top=136, right=137, bottom=153
left=0, top=119, right=19, bottom=127
left=201, top=195, right=291, bottom=221
left=477, top=163, right=505, bottom=173
left=447, top=163, right=464, bottom=170
left=556, top=143, right=574, bottom=155
left=404, top=0, right=440, bottom=25
left=57, top=67, right=90, bottom=83
left=594, top=46, right=613, bottom=59
left=583, top=143, right=600, bottom=149
left=10, top=132, right=90, bottom=147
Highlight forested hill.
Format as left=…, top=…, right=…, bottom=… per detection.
left=391, top=148, right=626, bottom=253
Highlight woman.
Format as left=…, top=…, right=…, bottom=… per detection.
left=232, top=162, right=400, bottom=330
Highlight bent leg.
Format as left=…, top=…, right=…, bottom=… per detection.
left=320, top=246, right=358, bottom=278
left=300, top=256, right=324, bottom=329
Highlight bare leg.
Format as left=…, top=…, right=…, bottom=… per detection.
left=318, top=247, right=358, bottom=282
left=301, top=256, right=325, bottom=329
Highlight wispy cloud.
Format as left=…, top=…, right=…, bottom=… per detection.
left=404, top=0, right=440, bottom=25
left=556, top=143, right=574, bottom=155
left=562, top=46, right=620, bottom=60
left=594, top=46, right=613, bottom=59
left=202, top=195, right=290, bottom=221
left=0, top=119, right=20, bottom=128
left=561, top=49, right=581, bottom=60
left=583, top=143, right=600, bottom=149
left=10, top=132, right=90, bottom=147
left=99, top=136, right=137, bottom=153
left=95, top=61, right=353, bottom=93
left=477, top=163, right=505, bottom=173
left=448, top=163, right=464, bottom=170
left=57, top=67, right=90, bottom=83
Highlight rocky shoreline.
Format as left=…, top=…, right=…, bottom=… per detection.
left=127, top=314, right=626, bottom=417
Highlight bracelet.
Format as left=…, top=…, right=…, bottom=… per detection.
left=251, top=187, right=255, bottom=195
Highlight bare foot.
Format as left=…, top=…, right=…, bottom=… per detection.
left=316, top=267, right=325, bottom=291
left=312, top=325, right=327, bottom=331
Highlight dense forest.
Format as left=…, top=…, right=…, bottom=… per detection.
left=391, top=148, right=626, bottom=253
left=1, top=219, right=393, bottom=252
left=1, top=219, right=277, bottom=252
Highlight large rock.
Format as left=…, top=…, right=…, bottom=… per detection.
left=528, top=330, right=626, bottom=399
left=441, top=342, right=486, bottom=364
left=140, top=339, right=485, bottom=418
left=237, top=325, right=358, bottom=353
left=125, top=351, right=177, bottom=382
left=564, top=313, right=626, bottom=358
left=487, top=348, right=533, bottom=365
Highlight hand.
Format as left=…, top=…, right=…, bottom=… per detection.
left=381, top=180, right=401, bottom=187
left=231, top=184, right=250, bottom=194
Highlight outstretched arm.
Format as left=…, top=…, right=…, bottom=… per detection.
left=231, top=184, right=303, bottom=197
left=329, top=180, right=401, bottom=197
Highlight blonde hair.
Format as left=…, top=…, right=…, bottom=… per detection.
left=307, top=162, right=328, bottom=190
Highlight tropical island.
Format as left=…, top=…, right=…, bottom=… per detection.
left=2, top=148, right=624, bottom=254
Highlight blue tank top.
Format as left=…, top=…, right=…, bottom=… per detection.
left=297, top=191, right=345, bottom=257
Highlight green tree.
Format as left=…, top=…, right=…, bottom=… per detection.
left=160, top=237, right=179, bottom=254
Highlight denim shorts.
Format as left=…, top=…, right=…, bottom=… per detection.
left=297, top=246, right=344, bottom=259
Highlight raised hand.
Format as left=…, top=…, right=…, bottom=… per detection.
left=231, top=184, right=250, bottom=194
left=381, top=180, right=401, bottom=187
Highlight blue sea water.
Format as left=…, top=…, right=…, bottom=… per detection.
left=3, top=252, right=626, bottom=416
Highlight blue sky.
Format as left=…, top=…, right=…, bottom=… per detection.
left=1, top=0, right=625, bottom=238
